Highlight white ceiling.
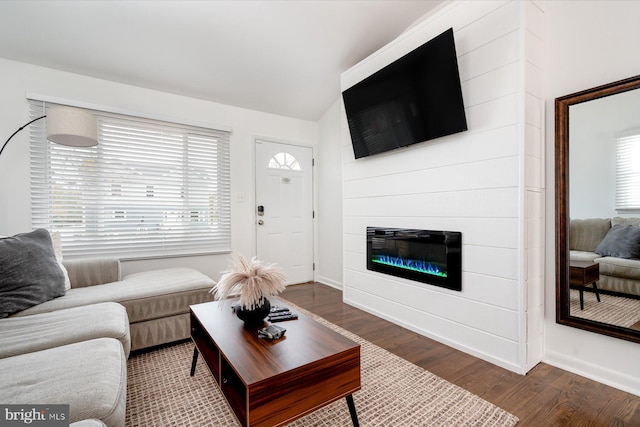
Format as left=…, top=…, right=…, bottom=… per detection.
left=0, top=1, right=444, bottom=122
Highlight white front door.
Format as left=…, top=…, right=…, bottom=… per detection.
left=255, top=140, right=314, bottom=285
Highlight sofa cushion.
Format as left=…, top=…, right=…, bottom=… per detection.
left=13, top=268, right=215, bottom=322
left=612, top=217, right=640, bottom=227
left=595, top=224, right=640, bottom=259
left=0, top=302, right=130, bottom=358
left=569, top=218, right=611, bottom=252
left=569, top=250, right=600, bottom=262
left=63, top=258, right=121, bottom=289
left=596, top=256, right=640, bottom=280
left=0, top=338, right=126, bottom=427
left=0, top=229, right=66, bottom=318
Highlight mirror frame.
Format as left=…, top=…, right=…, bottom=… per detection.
left=555, top=74, right=640, bottom=344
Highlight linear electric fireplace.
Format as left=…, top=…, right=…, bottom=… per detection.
left=367, top=227, right=462, bottom=291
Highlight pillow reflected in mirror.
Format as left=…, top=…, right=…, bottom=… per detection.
left=595, top=225, right=640, bottom=259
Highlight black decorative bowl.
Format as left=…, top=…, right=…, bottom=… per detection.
left=234, top=297, right=271, bottom=325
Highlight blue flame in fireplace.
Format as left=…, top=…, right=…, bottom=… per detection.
left=371, top=255, right=447, bottom=278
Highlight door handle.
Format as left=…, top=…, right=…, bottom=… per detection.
left=258, top=220, right=264, bottom=225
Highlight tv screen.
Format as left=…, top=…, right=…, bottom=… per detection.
left=342, top=28, right=467, bottom=159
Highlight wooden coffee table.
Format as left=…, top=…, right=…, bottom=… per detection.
left=190, top=298, right=361, bottom=427
left=570, top=260, right=601, bottom=310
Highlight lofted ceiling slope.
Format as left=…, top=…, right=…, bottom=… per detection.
left=0, top=1, right=445, bottom=121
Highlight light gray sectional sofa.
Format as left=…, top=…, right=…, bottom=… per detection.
left=14, top=259, right=216, bottom=351
left=0, top=303, right=129, bottom=426
left=569, top=217, right=640, bottom=297
left=0, top=229, right=217, bottom=426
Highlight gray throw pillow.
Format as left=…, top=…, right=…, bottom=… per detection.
left=0, top=228, right=66, bottom=318
left=594, top=224, right=640, bottom=259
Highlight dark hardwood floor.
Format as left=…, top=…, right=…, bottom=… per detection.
left=282, top=282, right=640, bottom=426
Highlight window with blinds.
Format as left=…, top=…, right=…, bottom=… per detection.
left=29, top=99, right=231, bottom=259
left=615, top=130, right=640, bottom=212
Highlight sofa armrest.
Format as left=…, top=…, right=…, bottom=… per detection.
left=62, top=258, right=121, bottom=288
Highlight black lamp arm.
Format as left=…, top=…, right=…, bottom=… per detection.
left=0, top=115, right=46, bottom=158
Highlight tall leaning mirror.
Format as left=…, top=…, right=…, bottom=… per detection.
left=556, top=75, right=640, bottom=343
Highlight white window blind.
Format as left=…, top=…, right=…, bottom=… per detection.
left=29, top=100, right=231, bottom=259
left=615, top=130, right=640, bottom=212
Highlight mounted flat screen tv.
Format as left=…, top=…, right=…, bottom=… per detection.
left=342, top=28, right=467, bottom=159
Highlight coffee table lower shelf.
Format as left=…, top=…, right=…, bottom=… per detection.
left=190, top=300, right=361, bottom=427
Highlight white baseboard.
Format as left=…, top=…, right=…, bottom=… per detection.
left=544, top=349, right=640, bottom=397
left=316, top=276, right=342, bottom=290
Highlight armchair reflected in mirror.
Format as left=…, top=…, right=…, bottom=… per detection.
left=556, top=75, right=640, bottom=343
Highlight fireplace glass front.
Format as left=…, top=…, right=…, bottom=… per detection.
left=367, top=227, right=461, bottom=291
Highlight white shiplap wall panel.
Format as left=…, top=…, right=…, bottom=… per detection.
left=457, top=31, right=519, bottom=82
left=345, top=267, right=519, bottom=340
left=463, top=245, right=519, bottom=280
left=526, top=61, right=543, bottom=98
left=344, top=188, right=519, bottom=219
left=343, top=283, right=522, bottom=371
left=526, top=93, right=543, bottom=128
left=343, top=156, right=518, bottom=199
left=454, top=1, right=518, bottom=56
left=527, top=251, right=544, bottom=310
left=526, top=27, right=545, bottom=69
left=526, top=154, right=544, bottom=189
left=523, top=0, right=545, bottom=371
left=340, top=0, right=544, bottom=373
left=346, top=270, right=517, bottom=328
left=462, top=62, right=519, bottom=107
left=343, top=232, right=361, bottom=254
left=465, top=94, right=519, bottom=133
left=526, top=124, right=542, bottom=158
left=525, top=33, right=545, bottom=76
left=525, top=0, right=545, bottom=38
left=463, top=272, right=519, bottom=310
left=342, top=125, right=520, bottom=182
left=344, top=217, right=519, bottom=249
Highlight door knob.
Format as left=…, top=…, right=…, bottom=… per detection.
left=258, top=220, right=264, bottom=225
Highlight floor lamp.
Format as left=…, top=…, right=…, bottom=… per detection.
left=0, top=106, right=98, bottom=157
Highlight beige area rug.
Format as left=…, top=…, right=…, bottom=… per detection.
left=570, top=289, right=640, bottom=329
left=125, top=302, right=519, bottom=426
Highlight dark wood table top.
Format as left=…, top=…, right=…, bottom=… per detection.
left=569, top=260, right=598, bottom=269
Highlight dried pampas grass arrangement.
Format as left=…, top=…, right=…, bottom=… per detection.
left=210, top=252, right=287, bottom=309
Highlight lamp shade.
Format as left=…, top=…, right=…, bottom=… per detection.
left=46, top=106, right=98, bottom=147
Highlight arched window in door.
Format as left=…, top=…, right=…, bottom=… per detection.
left=268, top=152, right=302, bottom=171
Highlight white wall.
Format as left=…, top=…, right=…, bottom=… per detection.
left=316, top=99, right=344, bottom=288
left=340, top=0, right=545, bottom=374
left=544, top=1, right=640, bottom=395
left=0, top=58, right=318, bottom=280
left=569, top=90, right=640, bottom=218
